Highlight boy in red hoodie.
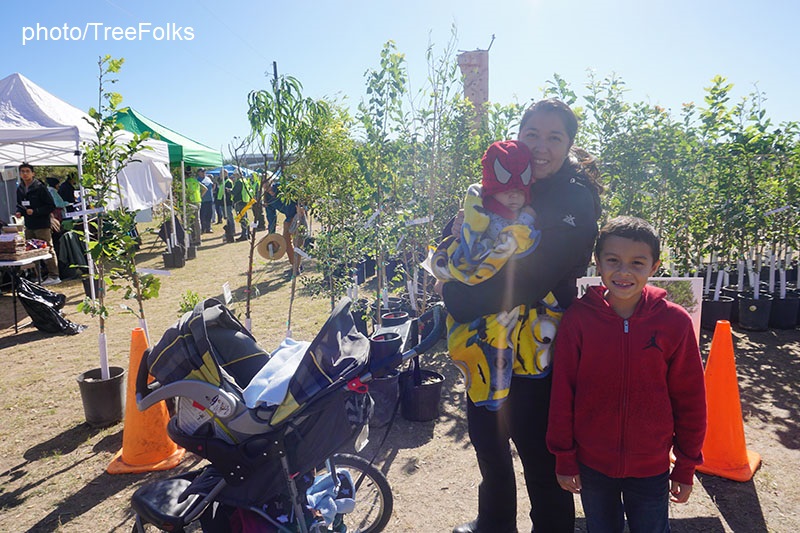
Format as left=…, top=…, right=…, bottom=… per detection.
left=546, top=216, right=706, bottom=532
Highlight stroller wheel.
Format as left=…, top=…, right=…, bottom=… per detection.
left=327, top=453, right=393, bottom=533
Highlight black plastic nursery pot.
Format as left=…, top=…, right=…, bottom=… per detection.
left=768, top=294, right=799, bottom=330
left=351, top=298, right=371, bottom=336
left=76, top=366, right=126, bottom=427
left=738, top=293, right=773, bottom=332
left=364, top=257, right=377, bottom=278
left=81, top=277, right=105, bottom=298
left=399, top=364, right=445, bottom=422
left=371, top=297, right=403, bottom=324
left=701, top=296, right=735, bottom=331
left=162, top=250, right=185, bottom=269
left=354, top=262, right=367, bottom=284
left=721, top=286, right=741, bottom=324
left=369, top=332, right=403, bottom=376
left=381, top=311, right=410, bottom=327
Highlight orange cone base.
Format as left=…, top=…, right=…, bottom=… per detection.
left=107, top=446, right=185, bottom=474
left=696, top=449, right=762, bottom=482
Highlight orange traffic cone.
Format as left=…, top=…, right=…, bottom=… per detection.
left=695, top=320, right=761, bottom=482
left=107, top=328, right=185, bottom=474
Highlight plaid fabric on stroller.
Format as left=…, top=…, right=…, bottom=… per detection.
left=136, top=297, right=375, bottom=508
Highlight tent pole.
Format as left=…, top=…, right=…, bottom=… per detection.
left=169, top=184, right=177, bottom=252
left=181, top=161, right=186, bottom=232
left=76, top=151, right=96, bottom=302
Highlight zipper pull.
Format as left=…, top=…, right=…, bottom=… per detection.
left=624, top=319, right=629, bottom=333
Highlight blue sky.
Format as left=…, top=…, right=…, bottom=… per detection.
left=3, top=0, right=798, bottom=156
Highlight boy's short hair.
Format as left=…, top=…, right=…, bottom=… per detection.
left=18, top=162, right=34, bottom=173
left=595, top=216, right=660, bottom=262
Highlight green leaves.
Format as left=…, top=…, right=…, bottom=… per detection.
left=247, top=72, right=330, bottom=174
left=79, top=55, right=158, bottom=329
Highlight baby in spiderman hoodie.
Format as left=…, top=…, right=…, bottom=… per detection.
left=547, top=216, right=707, bottom=532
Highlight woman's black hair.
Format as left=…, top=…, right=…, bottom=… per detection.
left=519, top=98, right=579, bottom=143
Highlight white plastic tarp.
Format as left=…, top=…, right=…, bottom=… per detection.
left=0, top=72, right=171, bottom=210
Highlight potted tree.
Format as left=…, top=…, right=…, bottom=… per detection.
left=75, top=56, right=159, bottom=426
left=246, top=63, right=329, bottom=333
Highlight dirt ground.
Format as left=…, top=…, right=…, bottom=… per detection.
left=0, top=225, right=798, bottom=532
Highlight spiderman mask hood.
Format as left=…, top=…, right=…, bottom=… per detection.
left=481, top=140, right=533, bottom=219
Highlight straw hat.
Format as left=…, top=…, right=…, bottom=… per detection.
left=256, top=233, right=287, bottom=260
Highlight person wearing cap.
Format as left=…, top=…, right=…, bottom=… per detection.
left=15, top=162, right=61, bottom=285
left=431, top=140, right=541, bottom=413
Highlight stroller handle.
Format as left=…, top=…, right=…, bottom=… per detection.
left=401, top=301, right=445, bottom=363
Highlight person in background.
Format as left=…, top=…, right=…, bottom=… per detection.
left=547, top=216, right=706, bottom=533
left=198, top=169, right=215, bottom=233
left=45, top=177, right=70, bottom=223
left=250, top=172, right=266, bottom=231
left=443, top=99, right=603, bottom=533
left=212, top=174, right=224, bottom=224
left=232, top=172, right=252, bottom=242
left=57, top=173, right=77, bottom=214
left=15, top=163, right=60, bottom=285
left=216, top=170, right=233, bottom=224
left=186, top=168, right=207, bottom=240
left=263, top=173, right=305, bottom=270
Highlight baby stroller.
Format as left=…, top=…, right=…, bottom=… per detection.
left=131, top=297, right=444, bottom=532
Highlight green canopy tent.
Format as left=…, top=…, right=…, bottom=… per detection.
left=115, top=107, right=223, bottom=253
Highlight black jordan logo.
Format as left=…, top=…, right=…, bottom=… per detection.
left=644, top=332, right=663, bottom=352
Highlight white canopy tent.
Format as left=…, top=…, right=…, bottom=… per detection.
left=0, top=72, right=172, bottom=210
left=0, top=73, right=172, bottom=378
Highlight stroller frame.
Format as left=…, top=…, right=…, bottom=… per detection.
left=132, top=298, right=444, bottom=532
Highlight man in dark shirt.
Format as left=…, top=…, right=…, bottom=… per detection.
left=15, top=162, right=60, bottom=284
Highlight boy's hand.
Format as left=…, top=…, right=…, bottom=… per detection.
left=670, top=480, right=693, bottom=503
left=556, top=473, right=581, bottom=494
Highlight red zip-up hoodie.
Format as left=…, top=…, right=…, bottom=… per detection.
left=546, top=284, right=706, bottom=485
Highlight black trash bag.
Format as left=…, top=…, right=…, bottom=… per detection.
left=16, top=277, right=85, bottom=335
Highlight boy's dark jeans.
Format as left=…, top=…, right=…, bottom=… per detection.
left=466, top=376, right=574, bottom=532
left=579, top=464, right=670, bottom=533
